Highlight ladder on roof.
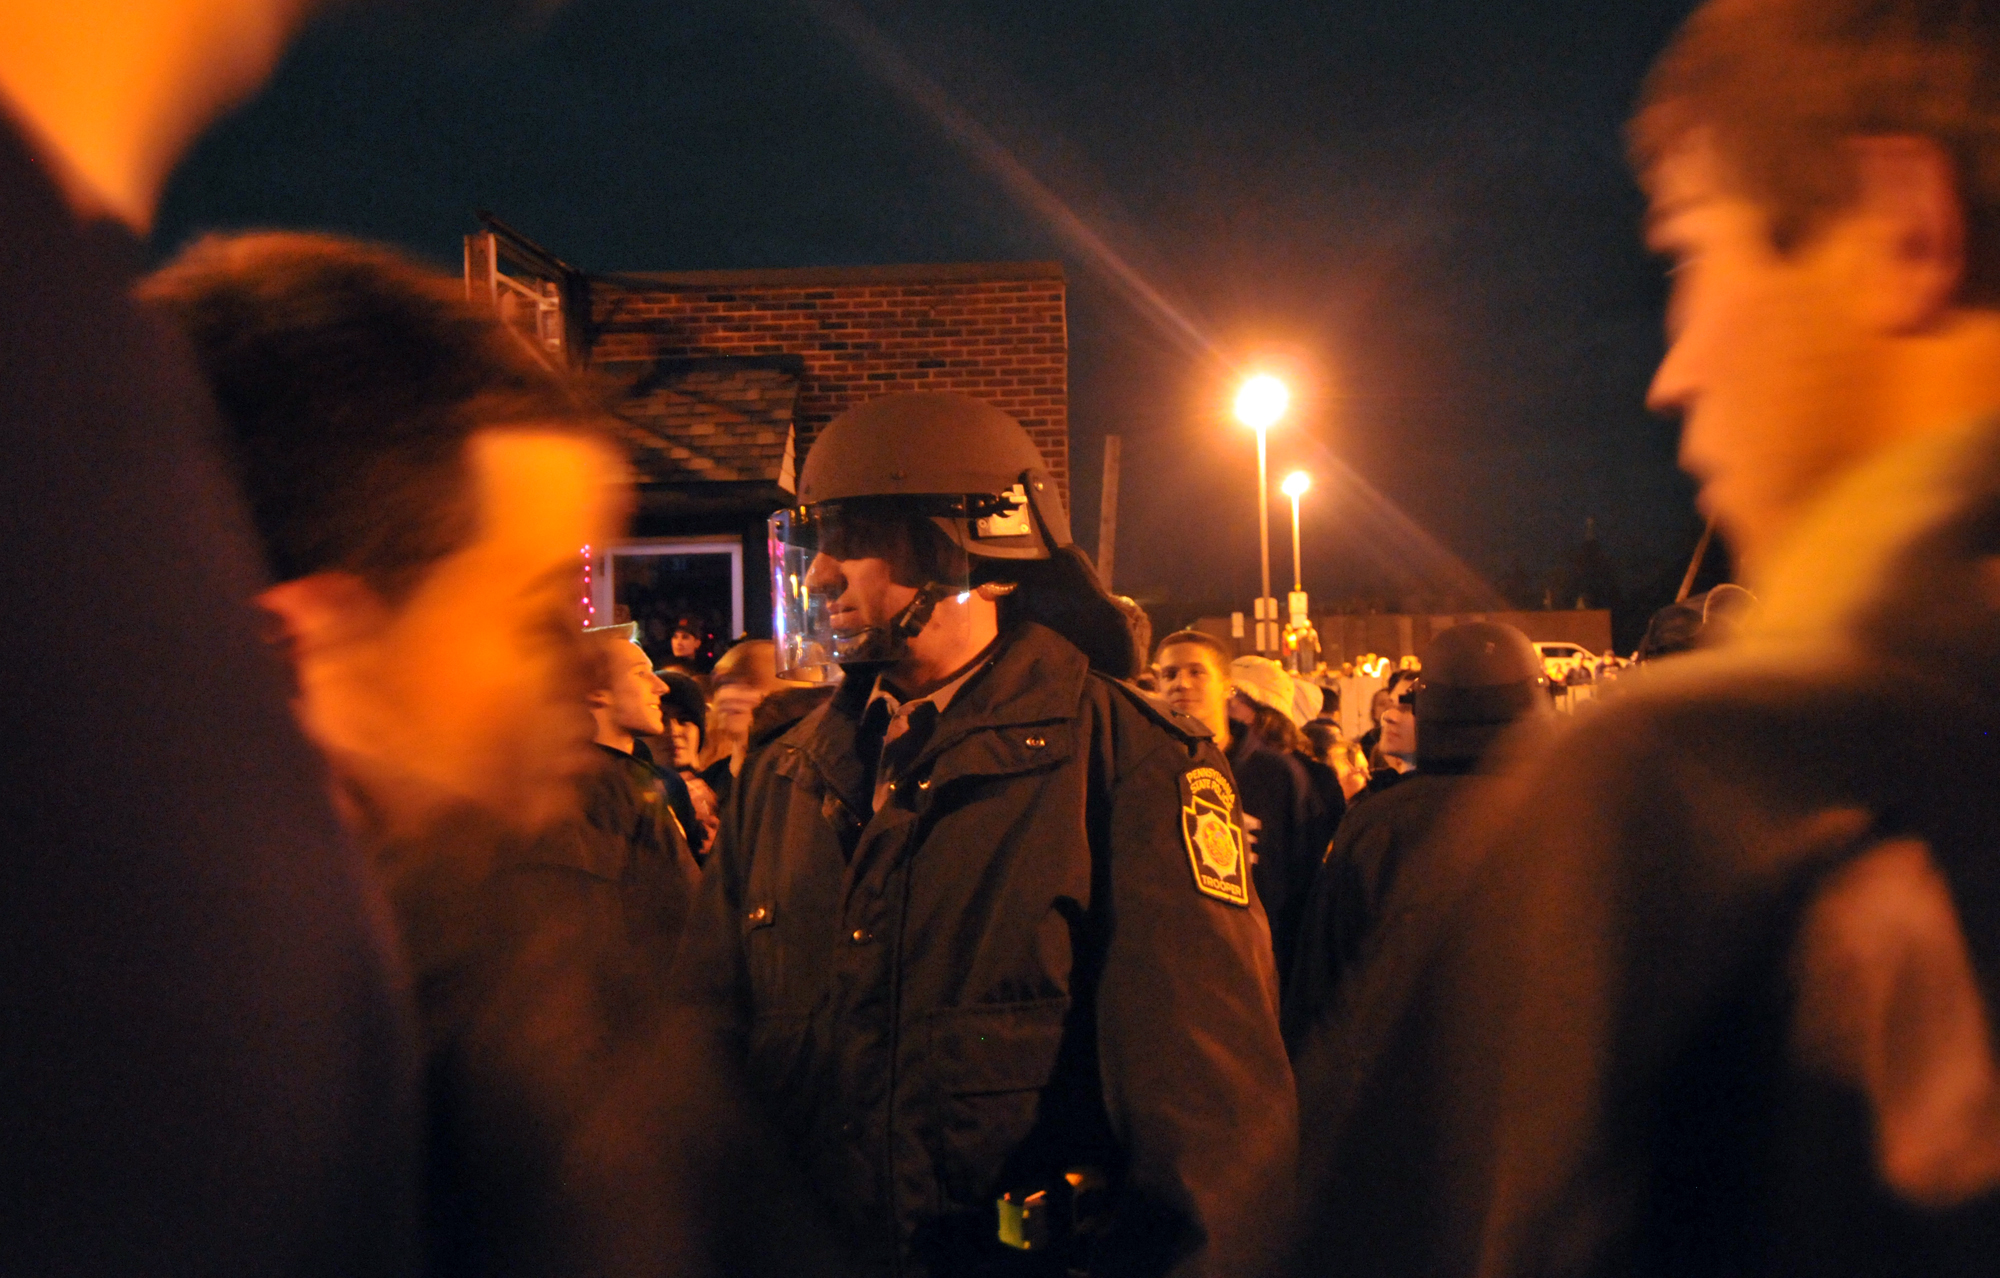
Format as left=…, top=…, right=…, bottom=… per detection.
left=462, top=212, right=586, bottom=369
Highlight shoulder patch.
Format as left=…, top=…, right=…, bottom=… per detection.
left=1180, top=765, right=1250, bottom=907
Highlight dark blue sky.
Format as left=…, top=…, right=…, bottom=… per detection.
left=157, top=0, right=1707, bottom=618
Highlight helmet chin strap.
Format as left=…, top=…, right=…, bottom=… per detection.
left=892, top=578, right=1019, bottom=640
left=890, top=581, right=955, bottom=642
left=836, top=580, right=1019, bottom=666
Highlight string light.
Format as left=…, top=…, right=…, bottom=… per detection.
left=580, top=544, right=597, bottom=627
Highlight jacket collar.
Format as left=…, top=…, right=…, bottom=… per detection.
left=1745, top=416, right=2000, bottom=650
left=1646, top=414, right=2000, bottom=704
left=789, top=622, right=1090, bottom=808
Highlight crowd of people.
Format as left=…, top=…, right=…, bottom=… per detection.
left=9, top=0, right=2000, bottom=1276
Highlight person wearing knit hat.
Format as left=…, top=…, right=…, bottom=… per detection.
left=1283, top=622, right=1550, bottom=1049
left=644, top=668, right=718, bottom=857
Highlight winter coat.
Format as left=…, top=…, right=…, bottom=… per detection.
left=680, top=622, right=1296, bottom=1278
left=1289, top=417, right=2000, bottom=1277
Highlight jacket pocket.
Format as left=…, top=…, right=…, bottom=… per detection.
left=745, top=1011, right=814, bottom=1124
left=921, top=997, right=1071, bottom=1206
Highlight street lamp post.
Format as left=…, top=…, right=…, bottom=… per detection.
left=1280, top=469, right=1318, bottom=674
left=1234, top=375, right=1289, bottom=655
left=1282, top=470, right=1309, bottom=592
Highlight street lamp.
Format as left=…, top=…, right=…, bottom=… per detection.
left=1281, top=471, right=1310, bottom=591
left=1234, top=375, right=1289, bottom=654
left=1279, top=470, right=1320, bottom=673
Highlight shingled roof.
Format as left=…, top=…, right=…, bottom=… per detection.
left=602, top=355, right=800, bottom=486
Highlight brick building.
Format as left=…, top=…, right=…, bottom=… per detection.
left=468, top=238, right=1070, bottom=652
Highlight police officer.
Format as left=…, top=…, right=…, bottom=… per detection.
left=678, top=393, right=1295, bottom=1277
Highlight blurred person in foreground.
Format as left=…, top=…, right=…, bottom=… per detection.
left=1289, top=2, right=2000, bottom=1273
left=1281, top=622, right=1549, bottom=1052
left=681, top=393, right=1294, bottom=1277
left=144, top=231, right=690, bottom=1276
left=0, top=4, right=423, bottom=1273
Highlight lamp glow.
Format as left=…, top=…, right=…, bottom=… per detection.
left=1234, top=375, right=1290, bottom=430
left=1281, top=470, right=1311, bottom=499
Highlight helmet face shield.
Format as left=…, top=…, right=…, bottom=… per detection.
left=768, top=499, right=976, bottom=681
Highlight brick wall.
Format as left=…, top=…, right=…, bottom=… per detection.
left=586, top=260, right=1069, bottom=500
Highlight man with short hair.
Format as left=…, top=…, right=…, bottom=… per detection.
left=511, top=624, right=701, bottom=999
left=1155, top=636, right=1326, bottom=985
left=143, top=231, right=642, bottom=1276
left=589, top=625, right=703, bottom=864
left=1290, top=2, right=2000, bottom=1273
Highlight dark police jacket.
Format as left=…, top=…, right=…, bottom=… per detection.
left=1281, top=771, right=1465, bottom=1052
left=1289, top=417, right=2000, bottom=1278
left=681, top=622, right=1296, bottom=1278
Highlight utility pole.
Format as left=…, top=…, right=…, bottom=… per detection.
left=1096, top=435, right=1122, bottom=591
left=1676, top=517, right=1717, bottom=603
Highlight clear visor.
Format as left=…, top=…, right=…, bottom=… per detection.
left=768, top=499, right=977, bottom=681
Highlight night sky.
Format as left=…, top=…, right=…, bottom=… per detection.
left=156, top=0, right=1710, bottom=630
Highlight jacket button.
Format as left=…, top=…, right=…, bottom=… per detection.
left=1024, top=735, right=1046, bottom=749
left=917, top=778, right=932, bottom=790
left=746, top=906, right=769, bottom=924
left=850, top=928, right=872, bottom=945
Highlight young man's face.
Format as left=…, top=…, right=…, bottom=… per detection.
left=302, top=429, right=625, bottom=834
left=665, top=714, right=702, bottom=769
left=1155, top=643, right=1231, bottom=739
left=1368, top=688, right=1392, bottom=728
left=1645, top=142, right=1883, bottom=570
left=670, top=630, right=701, bottom=658
left=1379, top=685, right=1418, bottom=762
left=594, top=639, right=666, bottom=739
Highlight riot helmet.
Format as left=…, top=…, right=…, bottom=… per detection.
left=771, top=393, right=1136, bottom=681
left=1412, top=621, right=1550, bottom=769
